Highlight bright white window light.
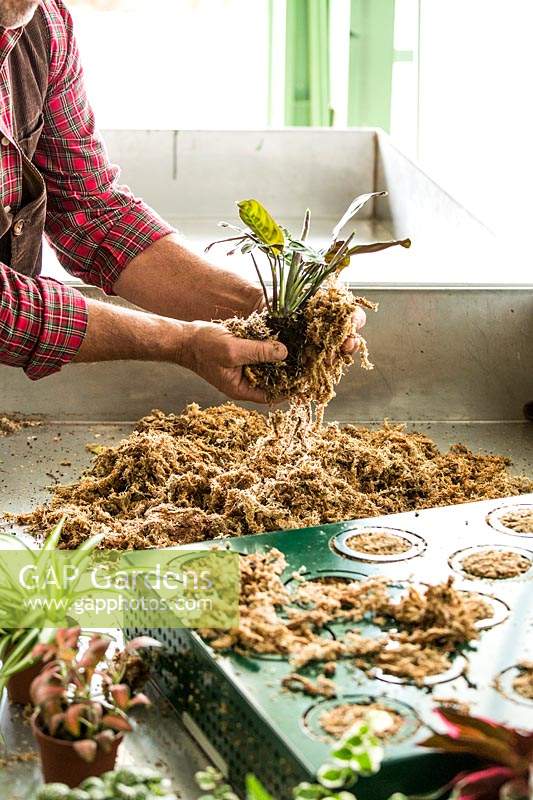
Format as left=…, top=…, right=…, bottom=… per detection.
left=69, top=0, right=270, bottom=130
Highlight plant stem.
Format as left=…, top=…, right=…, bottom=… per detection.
left=327, top=231, right=356, bottom=271
left=250, top=252, right=271, bottom=313
left=284, top=252, right=300, bottom=312
left=284, top=209, right=311, bottom=311
left=277, top=254, right=286, bottom=312
left=301, top=209, right=311, bottom=241
left=268, top=253, right=278, bottom=312
left=205, top=235, right=245, bottom=253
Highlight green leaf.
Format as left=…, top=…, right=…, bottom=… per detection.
left=331, top=192, right=387, bottom=241
left=317, top=766, right=352, bottom=790
left=293, top=782, right=325, bottom=800
left=79, top=778, right=105, bottom=791
left=67, top=790, right=91, bottom=800
left=43, top=516, right=66, bottom=550
left=351, top=744, right=383, bottom=776
left=347, top=239, right=411, bottom=258
left=330, top=745, right=353, bottom=764
left=36, top=785, right=71, bottom=800
left=246, top=774, right=275, bottom=800
left=237, top=200, right=284, bottom=250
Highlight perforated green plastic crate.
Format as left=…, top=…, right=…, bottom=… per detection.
left=126, top=494, right=533, bottom=799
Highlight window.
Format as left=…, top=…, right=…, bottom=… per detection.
left=67, top=0, right=271, bottom=129
left=39, top=0, right=530, bottom=283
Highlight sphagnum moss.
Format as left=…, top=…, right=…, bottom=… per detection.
left=200, top=550, right=493, bottom=686
left=225, top=284, right=375, bottom=405
left=15, top=402, right=533, bottom=550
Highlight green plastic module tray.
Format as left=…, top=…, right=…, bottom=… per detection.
left=125, top=493, right=533, bottom=800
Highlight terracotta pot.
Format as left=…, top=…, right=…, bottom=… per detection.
left=32, top=719, right=122, bottom=788
left=6, top=660, right=43, bottom=705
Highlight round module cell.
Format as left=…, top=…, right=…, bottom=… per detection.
left=331, top=526, right=426, bottom=562
left=449, top=544, right=533, bottom=581
left=486, top=504, right=533, bottom=537
left=302, top=694, right=420, bottom=743
left=285, top=569, right=366, bottom=595
left=458, top=590, right=510, bottom=630
left=496, top=663, right=533, bottom=706
left=375, top=655, right=467, bottom=688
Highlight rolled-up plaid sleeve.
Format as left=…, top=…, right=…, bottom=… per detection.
left=34, top=0, right=173, bottom=294
left=0, top=263, right=88, bottom=379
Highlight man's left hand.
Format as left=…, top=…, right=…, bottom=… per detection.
left=341, top=306, right=367, bottom=354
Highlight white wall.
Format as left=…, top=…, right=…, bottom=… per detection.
left=417, top=0, right=533, bottom=239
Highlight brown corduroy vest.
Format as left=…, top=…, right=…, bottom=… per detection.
left=0, top=7, right=49, bottom=277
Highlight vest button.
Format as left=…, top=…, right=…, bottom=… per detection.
left=1, top=136, right=9, bottom=146
left=13, top=219, right=25, bottom=236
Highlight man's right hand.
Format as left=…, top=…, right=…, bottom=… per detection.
left=178, top=321, right=288, bottom=403
left=73, top=299, right=287, bottom=404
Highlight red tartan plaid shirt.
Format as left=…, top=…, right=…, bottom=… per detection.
left=0, top=0, right=173, bottom=379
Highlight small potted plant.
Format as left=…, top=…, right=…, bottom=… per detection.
left=30, top=627, right=161, bottom=787
left=0, top=519, right=104, bottom=706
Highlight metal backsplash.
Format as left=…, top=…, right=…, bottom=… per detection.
left=2, top=129, right=531, bottom=421
left=0, top=287, right=531, bottom=422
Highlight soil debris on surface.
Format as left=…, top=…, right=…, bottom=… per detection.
left=431, top=697, right=471, bottom=715
left=512, top=661, right=533, bottom=700
left=0, top=414, right=41, bottom=437
left=0, top=749, right=38, bottom=768
left=319, top=702, right=405, bottom=740
left=16, top=402, right=533, bottom=550
left=282, top=673, right=337, bottom=698
left=200, top=550, right=493, bottom=687
left=345, top=531, right=411, bottom=555
left=499, top=509, right=533, bottom=534
left=460, top=549, right=531, bottom=579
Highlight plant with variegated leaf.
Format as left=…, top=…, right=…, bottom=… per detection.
left=210, top=195, right=409, bottom=318
left=388, top=707, right=533, bottom=800
left=196, top=717, right=384, bottom=800
left=209, top=195, right=411, bottom=404
left=416, top=707, right=533, bottom=800
left=30, top=628, right=161, bottom=763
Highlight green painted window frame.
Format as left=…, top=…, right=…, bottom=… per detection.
left=348, top=0, right=396, bottom=131
left=284, top=0, right=332, bottom=127
left=276, top=0, right=399, bottom=131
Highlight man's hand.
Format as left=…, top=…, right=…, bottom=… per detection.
left=177, top=307, right=365, bottom=401
left=342, top=307, right=367, bottom=354
left=73, top=299, right=287, bottom=404
left=179, top=322, right=288, bottom=403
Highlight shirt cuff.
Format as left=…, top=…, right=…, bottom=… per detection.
left=25, top=279, right=88, bottom=380
left=86, top=202, right=175, bottom=295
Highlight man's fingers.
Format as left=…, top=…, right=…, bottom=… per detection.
left=340, top=308, right=367, bottom=353
left=232, top=385, right=271, bottom=403
left=353, top=307, right=366, bottom=332
left=232, top=337, right=288, bottom=366
left=341, top=336, right=357, bottom=354
left=231, top=378, right=288, bottom=405
left=225, top=374, right=270, bottom=404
